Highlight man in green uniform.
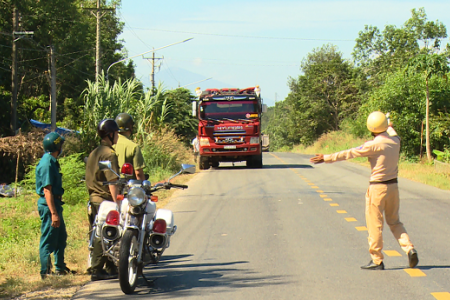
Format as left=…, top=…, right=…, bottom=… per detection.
left=114, top=113, right=146, bottom=180
left=85, top=119, right=121, bottom=281
left=36, top=132, right=73, bottom=279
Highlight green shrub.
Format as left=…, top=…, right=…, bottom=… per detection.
left=433, top=148, right=450, bottom=163
left=139, top=127, right=193, bottom=182
left=21, top=153, right=88, bottom=206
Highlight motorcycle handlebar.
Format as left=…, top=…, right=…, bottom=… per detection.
left=168, top=183, right=188, bottom=189
left=151, top=182, right=188, bottom=191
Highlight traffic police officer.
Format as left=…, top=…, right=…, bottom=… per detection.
left=310, top=111, right=418, bottom=270
left=113, top=113, right=146, bottom=180
left=36, top=132, right=73, bottom=279
left=85, top=119, right=121, bottom=280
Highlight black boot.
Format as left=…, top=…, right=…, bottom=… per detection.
left=408, top=249, right=419, bottom=268
left=361, top=260, right=384, bottom=270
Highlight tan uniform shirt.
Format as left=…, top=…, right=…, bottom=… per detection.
left=113, top=134, right=146, bottom=175
left=85, top=141, right=120, bottom=203
left=324, top=128, right=400, bottom=182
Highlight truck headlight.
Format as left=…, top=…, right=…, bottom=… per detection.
left=127, top=187, right=146, bottom=207
left=250, top=137, right=260, bottom=144
left=199, top=137, right=210, bottom=146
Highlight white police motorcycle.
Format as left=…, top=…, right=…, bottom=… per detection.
left=88, top=161, right=195, bottom=294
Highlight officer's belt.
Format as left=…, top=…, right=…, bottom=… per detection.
left=369, top=178, right=398, bottom=185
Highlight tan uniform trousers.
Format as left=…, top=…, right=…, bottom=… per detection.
left=365, top=183, right=414, bottom=265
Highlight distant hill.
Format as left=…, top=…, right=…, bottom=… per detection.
left=154, top=67, right=233, bottom=94
left=151, top=66, right=275, bottom=106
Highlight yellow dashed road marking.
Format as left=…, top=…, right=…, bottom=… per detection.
left=315, top=190, right=324, bottom=193
left=345, top=217, right=357, bottom=222
left=355, top=226, right=368, bottom=231
left=431, top=292, right=450, bottom=300
left=311, top=186, right=319, bottom=189
left=383, top=250, right=402, bottom=257
left=319, top=194, right=328, bottom=198
left=336, top=210, right=347, bottom=214
left=323, top=198, right=332, bottom=201
left=330, top=203, right=339, bottom=207
left=307, top=183, right=315, bottom=185
left=403, top=269, right=426, bottom=277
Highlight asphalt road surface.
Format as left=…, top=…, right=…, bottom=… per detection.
left=73, top=152, right=450, bottom=300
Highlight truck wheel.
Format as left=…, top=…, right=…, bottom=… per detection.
left=246, top=158, right=253, bottom=168
left=199, top=157, right=209, bottom=170
left=254, top=153, right=263, bottom=168
left=211, top=161, right=219, bottom=168
left=247, top=154, right=262, bottom=168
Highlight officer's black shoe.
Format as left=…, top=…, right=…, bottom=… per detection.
left=91, top=269, right=118, bottom=281
left=361, top=260, right=385, bottom=270
left=55, top=267, right=77, bottom=276
left=408, top=249, right=419, bottom=268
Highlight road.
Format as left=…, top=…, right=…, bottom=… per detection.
left=73, top=152, right=450, bottom=300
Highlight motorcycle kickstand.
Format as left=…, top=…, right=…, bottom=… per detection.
left=140, top=266, right=155, bottom=286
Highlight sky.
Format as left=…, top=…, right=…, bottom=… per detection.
left=116, top=0, right=450, bottom=107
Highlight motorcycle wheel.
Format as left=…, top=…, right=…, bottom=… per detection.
left=119, top=230, right=140, bottom=294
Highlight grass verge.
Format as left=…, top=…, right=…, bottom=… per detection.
left=0, top=170, right=197, bottom=299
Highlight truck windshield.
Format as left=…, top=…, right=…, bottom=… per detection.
left=200, top=101, right=259, bottom=120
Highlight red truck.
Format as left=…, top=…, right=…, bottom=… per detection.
left=192, top=86, right=267, bottom=170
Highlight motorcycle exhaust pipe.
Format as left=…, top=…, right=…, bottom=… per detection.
left=102, top=225, right=119, bottom=241
left=149, top=233, right=167, bottom=249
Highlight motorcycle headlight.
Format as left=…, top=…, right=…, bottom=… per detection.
left=127, top=187, right=146, bottom=207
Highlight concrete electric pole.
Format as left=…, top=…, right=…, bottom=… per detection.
left=10, top=7, right=33, bottom=135
left=82, top=0, right=115, bottom=82
left=143, top=51, right=163, bottom=91
left=50, top=46, right=57, bottom=132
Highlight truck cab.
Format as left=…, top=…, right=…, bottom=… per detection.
left=193, top=87, right=267, bottom=169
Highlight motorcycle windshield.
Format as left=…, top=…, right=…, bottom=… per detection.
left=200, top=101, right=259, bottom=120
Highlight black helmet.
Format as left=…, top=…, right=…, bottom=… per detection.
left=115, top=113, right=134, bottom=133
left=97, top=119, right=119, bottom=139
left=43, top=132, right=65, bottom=153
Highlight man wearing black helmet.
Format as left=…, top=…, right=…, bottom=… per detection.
left=85, top=119, right=121, bottom=281
left=114, top=113, right=146, bottom=180
left=36, top=132, right=74, bottom=279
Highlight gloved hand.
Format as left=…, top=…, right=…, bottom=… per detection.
left=310, top=154, right=324, bottom=164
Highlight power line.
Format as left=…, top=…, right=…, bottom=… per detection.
left=126, top=27, right=355, bottom=42
left=0, top=43, right=47, bottom=52
left=169, top=58, right=299, bottom=67
left=118, top=11, right=153, bottom=51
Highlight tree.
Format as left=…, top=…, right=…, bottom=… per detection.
left=408, top=53, right=450, bottom=161
left=281, top=44, right=359, bottom=146
left=352, top=8, right=447, bottom=83
left=160, top=88, right=198, bottom=144
left=0, top=0, right=136, bottom=136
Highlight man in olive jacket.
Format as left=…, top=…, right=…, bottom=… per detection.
left=113, top=113, right=146, bottom=180
left=85, top=119, right=121, bottom=281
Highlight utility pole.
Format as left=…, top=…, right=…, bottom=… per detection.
left=10, top=7, right=18, bottom=135
left=10, top=6, right=33, bottom=135
left=50, top=46, right=57, bottom=132
left=143, top=51, right=163, bottom=91
left=82, top=0, right=115, bottom=82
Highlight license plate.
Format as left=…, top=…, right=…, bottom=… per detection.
left=224, top=145, right=236, bottom=150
